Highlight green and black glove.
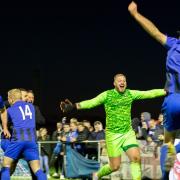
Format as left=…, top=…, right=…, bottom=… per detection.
left=60, top=99, right=76, bottom=113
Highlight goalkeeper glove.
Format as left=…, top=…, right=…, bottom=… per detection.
left=60, top=99, right=76, bottom=113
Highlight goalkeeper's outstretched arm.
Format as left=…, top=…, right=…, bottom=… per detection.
left=60, top=91, right=106, bottom=113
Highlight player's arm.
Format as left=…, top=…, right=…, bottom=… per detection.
left=76, top=91, right=107, bottom=109
left=60, top=91, right=107, bottom=113
left=130, top=89, right=166, bottom=100
left=0, top=107, right=11, bottom=138
left=0, top=96, right=11, bottom=138
left=128, top=1, right=167, bottom=45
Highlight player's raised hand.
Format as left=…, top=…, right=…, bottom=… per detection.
left=60, top=99, right=76, bottom=113
left=128, top=1, right=138, bottom=16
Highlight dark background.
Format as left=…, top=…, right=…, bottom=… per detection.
left=1, top=0, right=180, bottom=127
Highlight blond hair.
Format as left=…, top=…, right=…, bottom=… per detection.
left=8, top=89, right=22, bottom=104
left=70, top=118, right=78, bottom=123
left=113, top=73, right=126, bottom=81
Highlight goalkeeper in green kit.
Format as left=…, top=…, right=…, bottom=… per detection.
left=60, top=73, right=166, bottom=180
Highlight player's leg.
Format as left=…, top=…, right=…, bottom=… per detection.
left=29, top=160, right=47, bottom=180
left=1, top=141, right=23, bottom=180
left=160, top=94, right=180, bottom=179
left=23, top=142, right=47, bottom=180
left=124, top=130, right=141, bottom=180
left=93, top=131, right=125, bottom=180
left=9, top=157, right=37, bottom=179
left=93, top=156, right=120, bottom=180
left=28, top=162, right=38, bottom=180
left=0, top=137, right=10, bottom=178
left=1, top=144, right=20, bottom=179
left=160, top=129, right=176, bottom=180
left=126, top=147, right=141, bottom=180
left=0, top=135, right=23, bottom=177
left=175, top=141, right=180, bottom=153
left=1, top=156, right=14, bottom=180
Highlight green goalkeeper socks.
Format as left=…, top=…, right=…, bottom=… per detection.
left=130, top=162, right=141, bottom=180
left=97, top=164, right=113, bottom=179
left=97, top=162, right=141, bottom=179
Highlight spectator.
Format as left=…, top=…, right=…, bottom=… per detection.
left=50, top=121, right=63, bottom=178
left=53, top=123, right=72, bottom=180
left=88, top=121, right=105, bottom=160
left=147, top=119, right=157, bottom=141
left=154, top=114, right=164, bottom=145
left=89, top=126, right=94, bottom=132
left=83, top=120, right=91, bottom=129
left=89, top=121, right=105, bottom=141
left=38, top=128, right=51, bottom=179
left=51, top=122, right=63, bottom=141
left=145, top=119, right=164, bottom=146
left=141, top=112, right=151, bottom=128
left=141, top=121, right=148, bottom=140
left=69, top=122, right=78, bottom=142
left=131, top=117, right=141, bottom=138
left=77, top=122, right=89, bottom=142
left=70, top=117, right=78, bottom=124
left=82, top=120, right=91, bottom=136
left=75, top=122, right=89, bottom=156
left=156, top=113, right=164, bottom=129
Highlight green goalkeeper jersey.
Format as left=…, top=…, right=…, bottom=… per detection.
left=79, top=89, right=165, bottom=133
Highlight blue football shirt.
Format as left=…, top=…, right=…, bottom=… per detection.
left=164, top=36, right=180, bottom=93
left=7, top=101, right=36, bottom=141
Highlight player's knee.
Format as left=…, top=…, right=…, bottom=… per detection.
left=111, top=164, right=120, bottom=171
left=130, top=156, right=141, bottom=163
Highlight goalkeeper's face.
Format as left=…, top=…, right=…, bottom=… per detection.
left=113, top=75, right=127, bottom=93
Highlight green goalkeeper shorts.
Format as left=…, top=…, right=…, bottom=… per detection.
left=106, top=129, right=139, bottom=157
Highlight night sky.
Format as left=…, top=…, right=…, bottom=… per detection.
left=1, top=0, right=180, bottom=126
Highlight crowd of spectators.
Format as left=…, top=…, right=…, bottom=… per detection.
left=36, top=118, right=105, bottom=179
left=132, top=112, right=164, bottom=146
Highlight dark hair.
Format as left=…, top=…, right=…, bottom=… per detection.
left=28, top=89, right=34, bottom=94
left=19, top=88, right=27, bottom=92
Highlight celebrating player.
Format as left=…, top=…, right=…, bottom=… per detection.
left=60, top=73, right=166, bottom=180
left=128, top=1, right=180, bottom=179
left=1, top=89, right=47, bottom=180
